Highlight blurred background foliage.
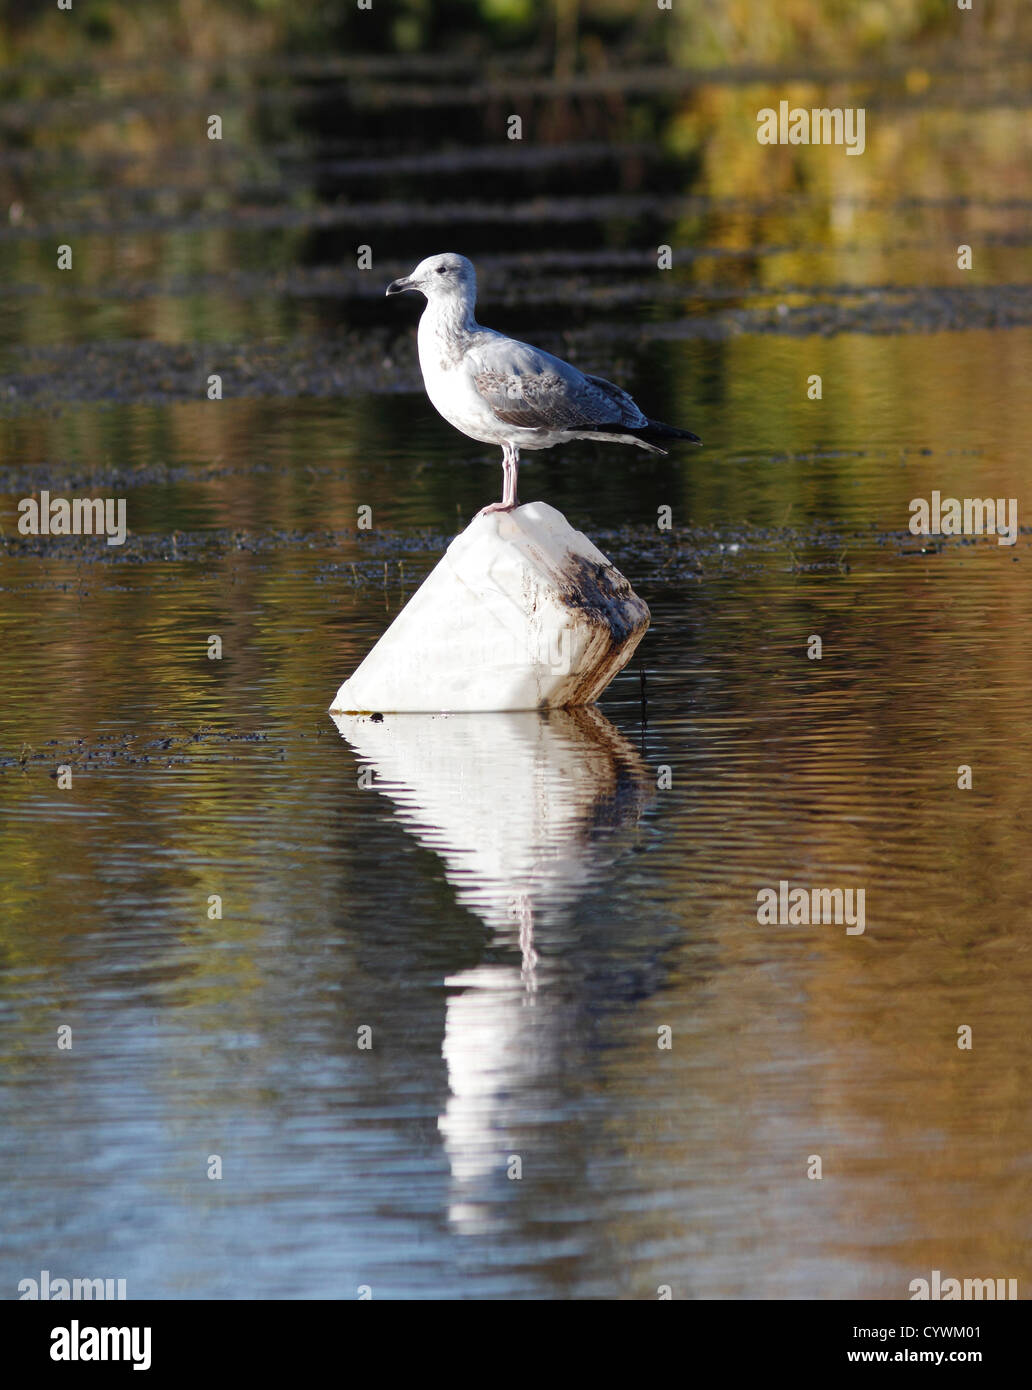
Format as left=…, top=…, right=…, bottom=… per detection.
left=1, top=0, right=1031, bottom=71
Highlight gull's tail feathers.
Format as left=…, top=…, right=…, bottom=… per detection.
left=632, top=419, right=703, bottom=449
left=570, top=419, right=702, bottom=455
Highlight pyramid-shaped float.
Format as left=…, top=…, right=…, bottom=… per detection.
left=329, top=501, right=650, bottom=714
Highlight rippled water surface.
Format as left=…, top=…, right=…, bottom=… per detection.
left=1, top=44, right=1031, bottom=1299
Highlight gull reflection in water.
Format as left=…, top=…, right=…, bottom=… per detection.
left=331, top=706, right=653, bottom=1232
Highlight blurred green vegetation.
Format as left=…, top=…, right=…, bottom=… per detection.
left=1, top=0, right=1031, bottom=70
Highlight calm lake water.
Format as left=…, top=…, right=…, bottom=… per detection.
left=1, top=44, right=1031, bottom=1299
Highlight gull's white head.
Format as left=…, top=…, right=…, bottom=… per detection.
left=386, top=252, right=476, bottom=306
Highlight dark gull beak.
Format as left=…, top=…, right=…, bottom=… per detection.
left=386, top=276, right=416, bottom=296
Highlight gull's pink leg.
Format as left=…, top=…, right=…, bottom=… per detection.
left=476, top=445, right=518, bottom=517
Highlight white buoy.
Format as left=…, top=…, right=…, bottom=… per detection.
left=329, top=501, right=649, bottom=714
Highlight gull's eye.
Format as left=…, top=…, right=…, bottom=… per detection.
left=435, top=266, right=448, bottom=275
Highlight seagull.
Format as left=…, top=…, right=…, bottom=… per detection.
left=386, top=252, right=701, bottom=515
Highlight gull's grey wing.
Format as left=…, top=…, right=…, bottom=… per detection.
left=468, top=335, right=648, bottom=433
